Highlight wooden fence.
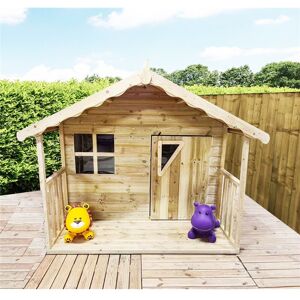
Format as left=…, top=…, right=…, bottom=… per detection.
left=204, top=92, right=300, bottom=234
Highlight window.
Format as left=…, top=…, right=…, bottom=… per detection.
left=75, top=156, right=94, bottom=174
left=161, top=144, right=179, bottom=170
left=98, top=156, right=115, bottom=174
left=74, top=134, right=115, bottom=174
left=158, top=141, right=184, bottom=177
left=97, top=134, right=114, bottom=152
left=74, top=134, right=93, bottom=152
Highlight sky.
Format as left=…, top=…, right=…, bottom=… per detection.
left=0, top=6, right=300, bottom=81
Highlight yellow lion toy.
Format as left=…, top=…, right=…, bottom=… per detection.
left=64, top=203, right=95, bottom=243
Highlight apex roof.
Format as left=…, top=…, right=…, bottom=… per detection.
left=17, top=67, right=270, bottom=144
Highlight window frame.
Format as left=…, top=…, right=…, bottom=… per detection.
left=157, top=141, right=184, bottom=177
left=74, top=133, right=115, bottom=175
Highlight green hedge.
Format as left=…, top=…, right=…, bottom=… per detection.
left=0, top=80, right=110, bottom=194
left=187, top=85, right=300, bottom=95
left=0, top=80, right=299, bottom=195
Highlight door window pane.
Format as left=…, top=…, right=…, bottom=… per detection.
left=97, top=134, right=114, bottom=152
left=98, top=156, right=115, bottom=174
left=75, top=156, right=94, bottom=174
left=74, top=134, right=93, bottom=152
left=161, top=144, right=179, bottom=170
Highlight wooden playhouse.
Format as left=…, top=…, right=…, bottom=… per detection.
left=17, top=67, right=269, bottom=254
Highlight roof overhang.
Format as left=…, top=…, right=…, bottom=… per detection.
left=17, top=68, right=270, bottom=144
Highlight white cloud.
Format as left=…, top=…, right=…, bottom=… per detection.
left=0, top=8, right=27, bottom=25
left=88, top=6, right=232, bottom=30
left=199, top=46, right=300, bottom=61
left=255, top=15, right=290, bottom=25
left=0, top=57, right=132, bottom=82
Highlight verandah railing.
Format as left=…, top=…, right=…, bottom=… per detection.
left=219, top=168, right=241, bottom=251
left=45, top=167, right=68, bottom=246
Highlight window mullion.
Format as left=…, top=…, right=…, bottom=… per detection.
left=75, top=152, right=94, bottom=156
left=96, top=152, right=115, bottom=157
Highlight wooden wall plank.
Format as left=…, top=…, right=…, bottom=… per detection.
left=63, top=93, right=223, bottom=221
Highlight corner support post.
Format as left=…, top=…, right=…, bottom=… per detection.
left=236, top=136, right=250, bottom=251
left=36, top=134, right=51, bottom=250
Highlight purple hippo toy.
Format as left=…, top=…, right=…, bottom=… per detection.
left=188, top=202, right=220, bottom=243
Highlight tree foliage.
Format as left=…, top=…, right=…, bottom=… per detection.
left=168, top=64, right=219, bottom=86
left=219, top=65, right=254, bottom=87
left=254, top=62, right=300, bottom=88
left=85, top=74, right=120, bottom=84
left=157, top=62, right=299, bottom=88
left=150, top=68, right=168, bottom=77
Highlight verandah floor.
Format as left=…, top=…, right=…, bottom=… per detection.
left=49, top=220, right=236, bottom=254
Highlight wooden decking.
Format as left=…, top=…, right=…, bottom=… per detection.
left=1, top=191, right=300, bottom=289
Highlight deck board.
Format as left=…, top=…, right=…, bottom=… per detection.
left=51, top=255, right=77, bottom=288
left=103, top=255, right=120, bottom=289
left=116, top=255, right=130, bottom=289
left=1, top=191, right=300, bottom=288
left=77, top=255, right=98, bottom=289
left=64, top=255, right=87, bottom=289
left=90, top=255, right=109, bottom=288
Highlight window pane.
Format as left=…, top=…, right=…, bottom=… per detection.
left=75, top=156, right=94, bottom=174
left=97, top=134, right=114, bottom=152
left=161, top=144, right=179, bottom=170
left=74, top=134, right=93, bottom=152
left=98, top=156, right=115, bottom=174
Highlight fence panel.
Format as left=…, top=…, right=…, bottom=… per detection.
left=204, top=92, right=300, bottom=234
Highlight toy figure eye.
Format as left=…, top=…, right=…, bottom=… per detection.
left=205, top=212, right=209, bottom=215
left=198, top=211, right=201, bottom=214
left=79, top=217, right=82, bottom=220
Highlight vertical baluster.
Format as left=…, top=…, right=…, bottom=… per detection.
left=56, top=174, right=64, bottom=231
left=48, top=181, right=56, bottom=244
left=45, top=182, right=52, bottom=243
left=221, top=177, right=229, bottom=230
left=225, top=181, right=233, bottom=236
left=61, top=171, right=68, bottom=207
left=53, top=177, right=60, bottom=239
left=218, top=174, right=225, bottom=221
left=235, top=186, right=241, bottom=243
left=229, top=183, right=237, bottom=242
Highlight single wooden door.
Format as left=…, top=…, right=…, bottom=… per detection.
left=150, top=135, right=212, bottom=220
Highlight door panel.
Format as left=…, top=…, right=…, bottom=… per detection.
left=150, top=135, right=212, bottom=220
